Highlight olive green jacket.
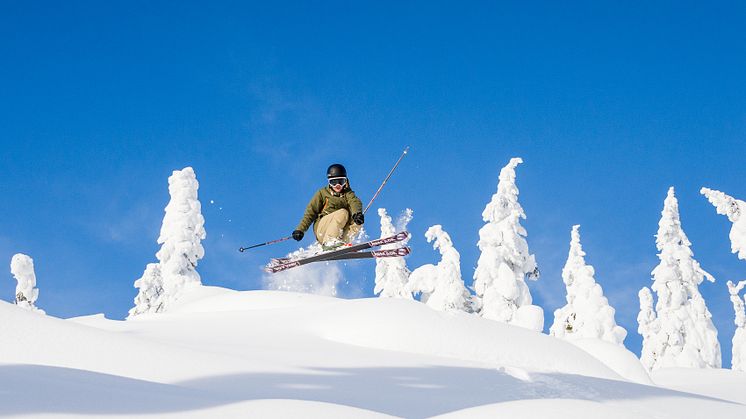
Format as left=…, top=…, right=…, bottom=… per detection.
left=296, top=184, right=363, bottom=232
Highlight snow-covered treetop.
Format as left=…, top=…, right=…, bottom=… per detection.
left=475, top=157, right=537, bottom=282
left=156, top=167, right=206, bottom=273
left=408, top=224, right=472, bottom=312
left=482, top=157, right=524, bottom=224
left=657, top=187, right=691, bottom=250
left=656, top=187, right=714, bottom=284
left=426, top=224, right=454, bottom=252
left=701, top=187, right=746, bottom=260
left=157, top=167, right=206, bottom=250
left=10, top=254, right=36, bottom=288
left=563, top=225, right=588, bottom=280
left=378, top=208, right=397, bottom=238
left=10, top=253, right=43, bottom=313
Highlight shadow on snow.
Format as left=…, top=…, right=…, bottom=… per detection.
left=0, top=364, right=740, bottom=417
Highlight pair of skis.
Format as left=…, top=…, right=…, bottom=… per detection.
left=265, top=232, right=410, bottom=273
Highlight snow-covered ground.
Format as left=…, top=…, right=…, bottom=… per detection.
left=2, top=286, right=745, bottom=418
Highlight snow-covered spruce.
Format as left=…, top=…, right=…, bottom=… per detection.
left=10, top=253, right=44, bottom=314
left=550, top=225, right=626, bottom=345
left=701, top=188, right=746, bottom=371
left=637, top=286, right=658, bottom=370
left=639, top=187, right=720, bottom=370
left=727, top=280, right=746, bottom=371
left=374, top=208, right=413, bottom=299
left=128, top=264, right=164, bottom=318
left=408, top=225, right=472, bottom=312
left=131, top=167, right=206, bottom=315
left=473, top=157, right=542, bottom=331
left=701, top=187, right=746, bottom=261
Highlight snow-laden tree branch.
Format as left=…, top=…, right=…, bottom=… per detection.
left=701, top=187, right=746, bottom=260
left=128, top=264, right=164, bottom=318
left=408, top=225, right=472, bottom=312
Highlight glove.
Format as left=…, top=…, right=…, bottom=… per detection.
left=292, top=230, right=304, bottom=241
left=352, top=212, right=364, bottom=225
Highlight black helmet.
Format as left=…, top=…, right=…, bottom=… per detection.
left=326, top=163, right=347, bottom=178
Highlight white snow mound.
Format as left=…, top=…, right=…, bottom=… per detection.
left=1, top=287, right=745, bottom=418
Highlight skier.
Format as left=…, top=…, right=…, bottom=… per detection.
left=292, top=164, right=365, bottom=248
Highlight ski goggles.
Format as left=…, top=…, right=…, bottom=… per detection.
left=328, top=177, right=347, bottom=186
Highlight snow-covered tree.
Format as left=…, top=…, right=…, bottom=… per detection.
left=473, top=157, right=542, bottom=331
left=151, top=167, right=206, bottom=312
left=701, top=189, right=746, bottom=371
left=727, top=280, right=746, bottom=371
left=550, top=225, right=626, bottom=345
left=701, top=187, right=746, bottom=260
left=638, top=187, right=721, bottom=370
left=374, top=208, right=413, bottom=299
left=10, top=253, right=44, bottom=313
left=128, top=263, right=164, bottom=318
left=637, top=287, right=659, bottom=369
left=408, top=225, right=472, bottom=312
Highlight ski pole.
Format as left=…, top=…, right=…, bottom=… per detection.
left=239, top=236, right=292, bottom=252
left=363, top=146, right=410, bottom=215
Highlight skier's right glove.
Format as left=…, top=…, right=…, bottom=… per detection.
left=292, top=230, right=304, bottom=241
left=352, top=212, right=364, bottom=225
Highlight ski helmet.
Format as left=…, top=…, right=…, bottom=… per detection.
left=326, top=163, right=347, bottom=178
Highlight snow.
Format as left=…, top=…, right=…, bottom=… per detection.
left=408, top=225, right=472, bottom=312
left=727, top=280, right=746, bottom=371
left=9, top=253, right=44, bottom=313
left=264, top=260, right=343, bottom=296
left=550, top=225, right=627, bottom=346
left=155, top=167, right=207, bottom=311
left=129, top=263, right=164, bottom=317
left=374, top=208, right=412, bottom=299
left=639, top=187, right=721, bottom=370
left=2, top=286, right=745, bottom=418
left=473, top=157, right=542, bottom=331
left=701, top=187, right=746, bottom=260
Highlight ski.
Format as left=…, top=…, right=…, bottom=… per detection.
left=265, top=232, right=410, bottom=273
left=322, top=246, right=410, bottom=261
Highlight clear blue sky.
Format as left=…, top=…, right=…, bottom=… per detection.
left=1, top=1, right=745, bottom=366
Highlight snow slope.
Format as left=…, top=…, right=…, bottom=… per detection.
left=1, top=286, right=745, bottom=418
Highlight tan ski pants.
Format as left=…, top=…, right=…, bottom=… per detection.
left=314, top=209, right=361, bottom=244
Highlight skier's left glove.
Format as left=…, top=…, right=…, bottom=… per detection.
left=292, top=230, right=304, bottom=241
left=352, top=212, right=364, bottom=225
